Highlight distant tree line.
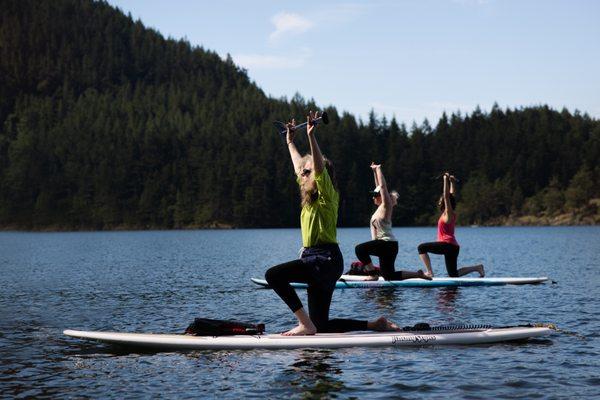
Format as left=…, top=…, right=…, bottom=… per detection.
left=1, top=0, right=598, bottom=229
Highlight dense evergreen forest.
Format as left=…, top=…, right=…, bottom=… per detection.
left=1, top=0, right=599, bottom=230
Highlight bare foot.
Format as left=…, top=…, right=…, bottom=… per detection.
left=418, top=270, right=433, bottom=281
left=369, top=316, right=401, bottom=332
left=475, top=264, right=485, bottom=277
left=365, top=275, right=380, bottom=281
left=281, top=323, right=316, bottom=336
left=423, top=270, right=433, bottom=279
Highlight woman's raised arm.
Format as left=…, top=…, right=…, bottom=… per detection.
left=442, top=173, right=454, bottom=222
left=306, top=111, right=324, bottom=174
left=285, top=119, right=303, bottom=175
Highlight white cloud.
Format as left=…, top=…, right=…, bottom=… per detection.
left=267, top=5, right=367, bottom=44
left=269, top=12, right=314, bottom=43
left=232, top=48, right=312, bottom=70
left=232, top=5, right=366, bottom=71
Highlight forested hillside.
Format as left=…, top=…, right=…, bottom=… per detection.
left=1, top=0, right=598, bottom=230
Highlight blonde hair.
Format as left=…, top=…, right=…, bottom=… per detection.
left=300, top=155, right=317, bottom=207
left=299, top=155, right=337, bottom=207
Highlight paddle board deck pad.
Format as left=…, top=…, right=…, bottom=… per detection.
left=63, top=325, right=551, bottom=350
left=251, top=275, right=549, bottom=288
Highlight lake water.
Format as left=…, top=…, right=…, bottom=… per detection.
left=1, top=227, right=599, bottom=398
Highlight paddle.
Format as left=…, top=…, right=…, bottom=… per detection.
left=273, top=112, right=330, bottom=141
left=432, top=173, right=460, bottom=183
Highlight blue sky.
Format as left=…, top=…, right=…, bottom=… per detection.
left=107, top=0, right=600, bottom=125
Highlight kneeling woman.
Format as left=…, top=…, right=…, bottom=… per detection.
left=265, top=112, right=397, bottom=335
left=355, top=163, right=430, bottom=281
left=417, top=173, right=484, bottom=278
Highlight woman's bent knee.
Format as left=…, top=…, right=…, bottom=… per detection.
left=265, top=266, right=280, bottom=284
left=355, top=242, right=366, bottom=255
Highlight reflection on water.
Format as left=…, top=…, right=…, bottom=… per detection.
left=436, top=287, right=460, bottom=313
left=357, top=287, right=400, bottom=313
left=279, top=350, right=345, bottom=399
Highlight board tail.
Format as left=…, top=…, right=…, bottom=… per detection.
left=401, top=323, right=493, bottom=332
left=401, top=322, right=559, bottom=334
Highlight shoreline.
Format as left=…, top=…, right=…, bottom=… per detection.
left=1, top=213, right=598, bottom=232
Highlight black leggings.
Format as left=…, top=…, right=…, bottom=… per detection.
left=417, top=241, right=460, bottom=277
left=265, top=244, right=368, bottom=333
left=355, top=240, right=403, bottom=281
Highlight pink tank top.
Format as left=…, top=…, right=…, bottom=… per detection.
left=437, top=214, right=459, bottom=246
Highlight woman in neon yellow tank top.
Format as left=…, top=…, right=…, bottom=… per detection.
left=265, top=111, right=399, bottom=335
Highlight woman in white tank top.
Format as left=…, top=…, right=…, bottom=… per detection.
left=354, top=163, right=431, bottom=281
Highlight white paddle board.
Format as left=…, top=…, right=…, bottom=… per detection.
left=64, top=325, right=551, bottom=350
left=251, top=275, right=549, bottom=288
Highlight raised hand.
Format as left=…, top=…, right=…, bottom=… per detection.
left=306, top=111, right=320, bottom=136
left=286, top=118, right=296, bottom=144
left=370, top=162, right=381, bottom=171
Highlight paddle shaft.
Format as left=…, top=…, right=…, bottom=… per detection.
left=274, top=112, right=329, bottom=135
left=288, top=116, right=325, bottom=132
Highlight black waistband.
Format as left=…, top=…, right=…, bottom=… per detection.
left=305, top=243, right=339, bottom=250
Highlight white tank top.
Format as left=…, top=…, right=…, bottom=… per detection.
left=370, top=214, right=396, bottom=241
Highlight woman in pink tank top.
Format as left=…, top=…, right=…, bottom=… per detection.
left=417, top=173, right=485, bottom=278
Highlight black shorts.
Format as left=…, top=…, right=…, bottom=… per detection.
left=417, top=241, right=460, bottom=277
